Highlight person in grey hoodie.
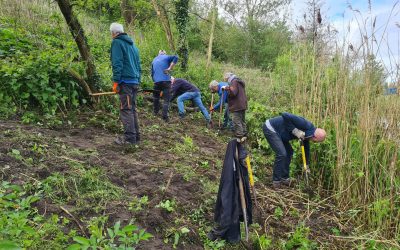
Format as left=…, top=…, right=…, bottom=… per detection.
left=110, top=22, right=142, bottom=145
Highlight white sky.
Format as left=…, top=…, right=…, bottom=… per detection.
left=290, top=0, right=400, bottom=83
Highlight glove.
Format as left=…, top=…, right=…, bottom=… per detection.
left=292, top=128, right=305, bottom=139
left=112, top=82, right=119, bottom=93
left=209, top=107, right=214, bottom=112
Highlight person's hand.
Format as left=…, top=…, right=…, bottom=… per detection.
left=112, top=82, right=119, bottom=93
left=221, top=86, right=228, bottom=90
left=163, top=68, right=171, bottom=75
left=292, top=128, right=305, bottom=139
left=209, top=107, right=214, bottom=112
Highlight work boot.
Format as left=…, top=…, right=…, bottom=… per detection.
left=272, top=181, right=282, bottom=189
left=114, top=136, right=137, bottom=145
left=136, top=135, right=141, bottom=143
left=281, top=178, right=294, bottom=187
left=162, top=116, right=169, bottom=122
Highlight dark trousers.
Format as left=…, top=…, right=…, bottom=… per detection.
left=231, top=110, right=247, bottom=138
left=119, top=84, right=140, bottom=142
left=262, top=123, right=293, bottom=181
left=153, top=81, right=171, bottom=120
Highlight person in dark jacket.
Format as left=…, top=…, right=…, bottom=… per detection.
left=110, top=22, right=142, bottom=145
left=151, top=50, right=178, bottom=122
left=223, top=72, right=248, bottom=142
left=208, top=139, right=252, bottom=243
left=170, top=77, right=211, bottom=126
left=209, top=80, right=232, bottom=130
left=263, top=112, right=326, bottom=188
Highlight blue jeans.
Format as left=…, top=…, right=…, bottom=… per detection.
left=263, top=123, right=293, bottom=181
left=177, top=92, right=210, bottom=121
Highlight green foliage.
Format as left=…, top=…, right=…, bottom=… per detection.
left=0, top=182, right=74, bottom=249
left=253, top=234, right=272, bottom=250
left=274, top=206, right=284, bottom=220
left=128, top=195, right=149, bottom=212
left=156, top=199, right=177, bottom=213
left=68, top=218, right=152, bottom=250
left=42, top=165, right=123, bottom=212
left=173, top=135, right=198, bottom=154
left=284, top=224, right=317, bottom=250
left=164, top=226, right=190, bottom=249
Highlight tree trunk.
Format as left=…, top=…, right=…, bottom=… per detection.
left=206, top=0, right=217, bottom=71
left=56, top=0, right=99, bottom=94
left=174, top=0, right=189, bottom=71
left=151, top=0, right=175, bottom=51
left=121, top=0, right=135, bottom=25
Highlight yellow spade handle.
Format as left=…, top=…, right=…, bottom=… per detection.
left=245, top=156, right=254, bottom=186
left=300, top=143, right=307, bottom=171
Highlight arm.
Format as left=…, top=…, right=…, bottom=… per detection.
left=226, top=81, right=238, bottom=97
left=111, top=41, right=123, bottom=83
left=166, top=55, right=179, bottom=71
left=213, top=96, right=222, bottom=110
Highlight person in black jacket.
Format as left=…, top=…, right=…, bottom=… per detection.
left=263, top=112, right=326, bottom=189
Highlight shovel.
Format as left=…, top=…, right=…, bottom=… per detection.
left=299, top=139, right=313, bottom=196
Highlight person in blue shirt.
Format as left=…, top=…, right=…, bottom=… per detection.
left=151, top=50, right=178, bottom=122
left=110, top=22, right=141, bottom=145
left=170, top=77, right=212, bottom=126
left=263, top=112, right=326, bottom=189
left=209, top=80, right=232, bottom=130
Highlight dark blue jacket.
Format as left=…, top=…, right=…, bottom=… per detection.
left=213, top=82, right=229, bottom=111
left=170, top=78, right=199, bottom=101
left=111, top=33, right=141, bottom=84
left=151, top=54, right=179, bottom=83
left=269, top=112, right=316, bottom=163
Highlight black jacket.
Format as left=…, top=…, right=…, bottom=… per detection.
left=212, top=139, right=252, bottom=242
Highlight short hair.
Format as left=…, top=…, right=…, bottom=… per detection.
left=224, top=72, right=234, bottom=81
left=110, top=23, right=124, bottom=34
left=159, top=50, right=166, bottom=55
left=209, top=80, right=219, bottom=89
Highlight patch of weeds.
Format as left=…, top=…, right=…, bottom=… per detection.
left=274, top=206, right=284, bottom=220
left=252, top=233, right=272, bottom=250
left=42, top=166, right=123, bottom=213
left=200, top=178, right=219, bottom=194
left=284, top=224, right=317, bottom=250
left=331, top=227, right=340, bottom=236
left=156, top=199, right=177, bottom=213
left=146, top=124, right=161, bottom=133
left=68, top=217, right=152, bottom=250
left=0, top=181, right=75, bottom=249
left=200, top=160, right=210, bottom=170
left=198, top=228, right=226, bottom=250
left=289, top=207, right=300, bottom=218
left=172, top=135, right=198, bottom=155
left=164, top=226, right=190, bottom=249
left=128, top=195, right=149, bottom=212
left=7, top=148, right=34, bottom=167
left=175, top=164, right=197, bottom=182
left=88, top=113, right=121, bottom=132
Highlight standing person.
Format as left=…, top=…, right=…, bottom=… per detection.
left=170, top=77, right=212, bottom=126
left=110, top=22, right=141, bottom=145
left=151, top=50, right=179, bottom=122
left=222, top=72, right=248, bottom=142
left=209, top=80, right=232, bottom=130
left=262, top=112, right=326, bottom=189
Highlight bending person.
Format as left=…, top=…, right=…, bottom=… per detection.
left=263, top=112, right=326, bottom=189
left=170, top=77, right=212, bottom=127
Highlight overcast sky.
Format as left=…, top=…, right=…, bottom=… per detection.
left=290, top=0, right=400, bottom=83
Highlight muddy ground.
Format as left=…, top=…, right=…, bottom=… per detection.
left=0, top=103, right=354, bottom=249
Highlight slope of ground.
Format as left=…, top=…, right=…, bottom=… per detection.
left=0, top=101, right=354, bottom=249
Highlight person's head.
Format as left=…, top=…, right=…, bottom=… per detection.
left=170, top=76, right=175, bottom=84
left=223, top=72, right=235, bottom=82
left=311, top=128, right=326, bottom=142
left=209, top=80, right=219, bottom=93
left=110, top=22, right=124, bottom=38
left=159, top=50, right=166, bottom=55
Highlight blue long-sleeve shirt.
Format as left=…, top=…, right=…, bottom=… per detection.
left=213, top=82, right=229, bottom=111
left=170, top=78, right=199, bottom=101
left=151, top=54, right=179, bottom=83
left=268, top=112, right=317, bottom=164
